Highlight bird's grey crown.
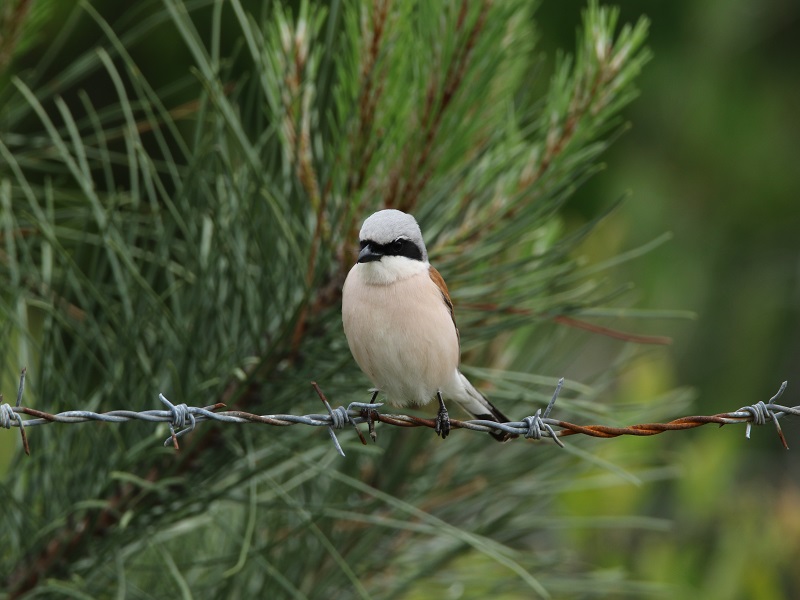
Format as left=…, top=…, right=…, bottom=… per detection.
left=359, top=209, right=428, bottom=262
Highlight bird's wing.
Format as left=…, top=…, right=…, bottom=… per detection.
left=428, top=266, right=459, bottom=347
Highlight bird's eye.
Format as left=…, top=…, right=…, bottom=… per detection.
left=392, top=238, right=404, bottom=249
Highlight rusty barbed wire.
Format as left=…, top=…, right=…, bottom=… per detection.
left=0, top=369, right=796, bottom=457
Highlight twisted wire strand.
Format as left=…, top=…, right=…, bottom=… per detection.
left=0, top=370, right=795, bottom=457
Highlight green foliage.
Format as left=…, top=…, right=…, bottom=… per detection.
left=0, top=1, right=659, bottom=597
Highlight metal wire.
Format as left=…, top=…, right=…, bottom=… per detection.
left=0, top=370, right=796, bottom=458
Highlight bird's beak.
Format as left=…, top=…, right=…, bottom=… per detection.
left=357, top=243, right=383, bottom=263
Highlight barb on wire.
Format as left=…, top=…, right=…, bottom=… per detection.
left=311, top=381, right=385, bottom=456
left=0, top=369, right=797, bottom=458
left=521, top=377, right=565, bottom=447
left=0, top=368, right=29, bottom=455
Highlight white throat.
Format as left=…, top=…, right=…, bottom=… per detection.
left=357, top=256, right=429, bottom=286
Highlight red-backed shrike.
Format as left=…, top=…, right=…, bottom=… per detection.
left=342, top=209, right=512, bottom=441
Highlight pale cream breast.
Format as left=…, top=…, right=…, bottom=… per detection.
left=342, top=263, right=461, bottom=407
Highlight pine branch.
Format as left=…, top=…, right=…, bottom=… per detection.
left=0, top=1, right=672, bottom=598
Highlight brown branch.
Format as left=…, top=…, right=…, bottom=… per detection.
left=292, top=0, right=394, bottom=346
left=465, top=303, right=672, bottom=345
left=552, top=314, right=671, bottom=345
left=520, top=37, right=620, bottom=193
left=345, top=0, right=392, bottom=197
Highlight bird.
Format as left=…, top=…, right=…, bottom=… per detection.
left=341, top=209, right=513, bottom=441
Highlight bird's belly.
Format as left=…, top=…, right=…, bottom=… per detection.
left=342, top=271, right=460, bottom=406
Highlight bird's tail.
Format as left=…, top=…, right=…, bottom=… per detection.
left=453, top=371, right=516, bottom=442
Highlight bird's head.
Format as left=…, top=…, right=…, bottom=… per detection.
left=355, top=209, right=429, bottom=284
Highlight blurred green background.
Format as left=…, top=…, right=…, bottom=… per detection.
left=538, top=0, right=800, bottom=596
left=1, top=0, right=798, bottom=597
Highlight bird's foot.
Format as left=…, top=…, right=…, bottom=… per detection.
left=435, top=392, right=450, bottom=439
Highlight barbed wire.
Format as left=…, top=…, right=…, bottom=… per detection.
left=0, top=369, right=797, bottom=457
